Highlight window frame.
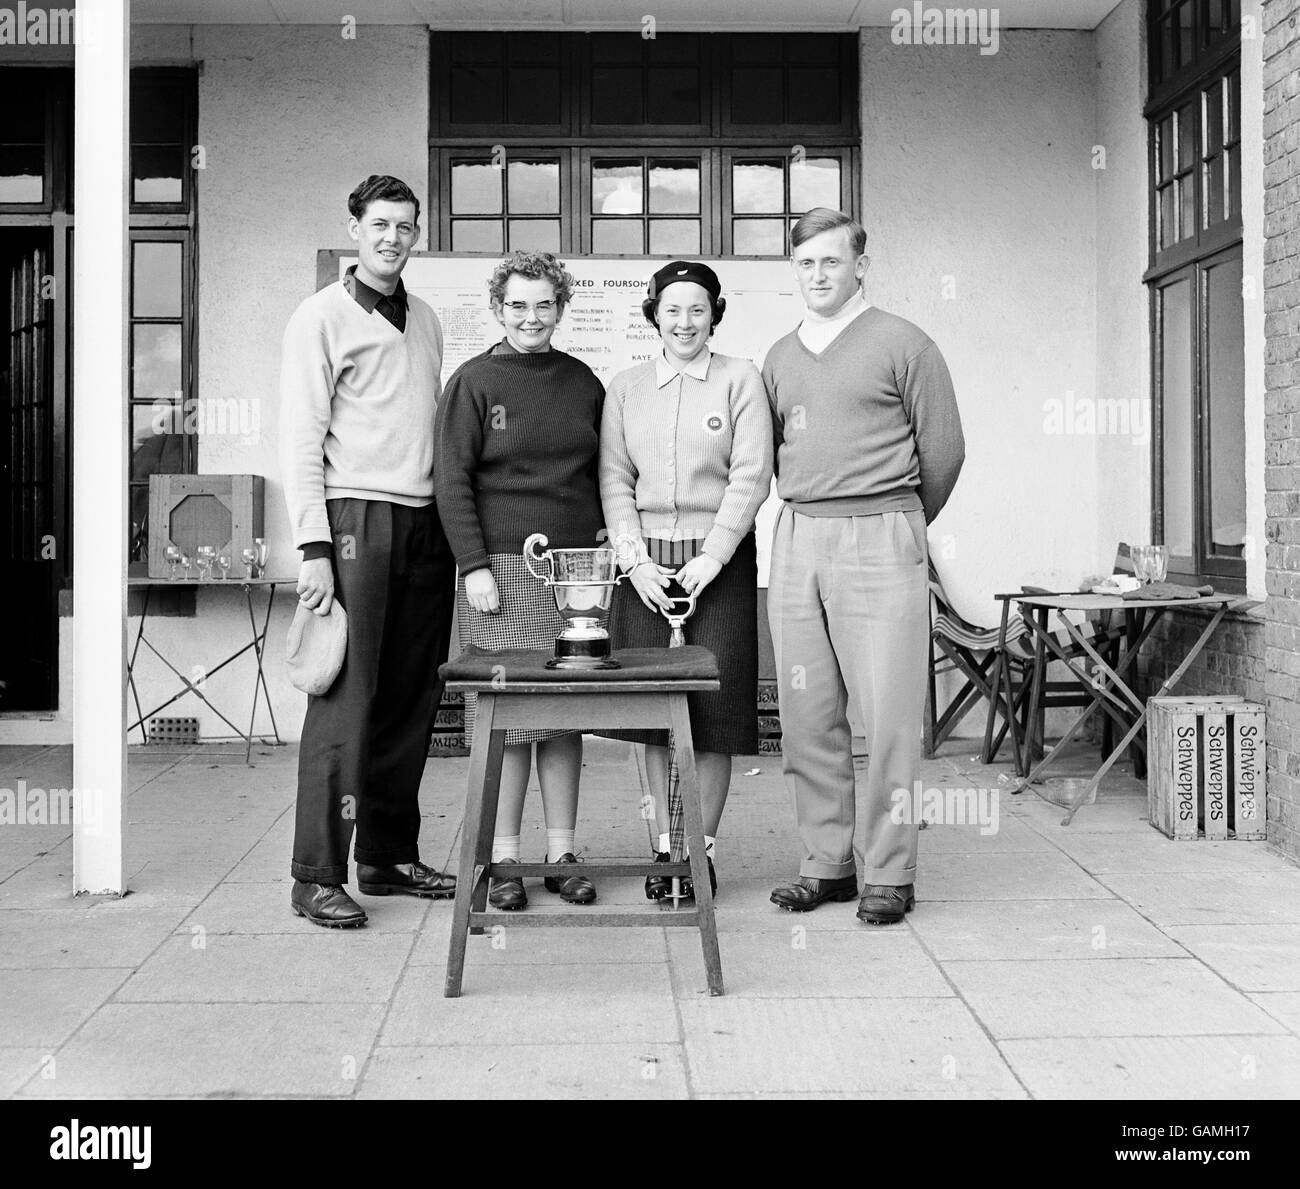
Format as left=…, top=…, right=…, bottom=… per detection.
left=126, top=67, right=199, bottom=577
left=428, top=31, right=860, bottom=258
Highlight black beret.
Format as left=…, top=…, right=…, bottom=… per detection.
left=647, top=260, right=721, bottom=303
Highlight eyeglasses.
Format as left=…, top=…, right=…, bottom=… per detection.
left=501, top=301, right=558, bottom=316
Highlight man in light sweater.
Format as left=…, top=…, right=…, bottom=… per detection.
left=279, top=175, right=456, bottom=928
left=764, top=207, right=965, bottom=925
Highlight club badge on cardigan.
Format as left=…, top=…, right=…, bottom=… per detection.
left=285, top=601, right=348, bottom=696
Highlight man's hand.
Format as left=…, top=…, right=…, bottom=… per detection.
left=464, top=567, right=500, bottom=614
left=297, top=557, right=335, bottom=616
left=629, top=562, right=674, bottom=612
left=676, top=553, right=723, bottom=598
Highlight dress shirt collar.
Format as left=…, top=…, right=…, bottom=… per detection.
left=654, top=348, right=712, bottom=388
left=344, top=265, right=408, bottom=331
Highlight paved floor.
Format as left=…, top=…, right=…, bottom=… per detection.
left=1, top=737, right=1299, bottom=1099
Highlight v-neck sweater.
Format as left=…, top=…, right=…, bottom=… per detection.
left=279, top=279, right=444, bottom=549
left=761, top=305, right=965, bottom=524
left=434, top=344, right=605, bottom=573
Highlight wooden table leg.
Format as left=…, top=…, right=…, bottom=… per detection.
left=670, top=693, right=723, bottom=997
left=445, top=693, right=502, bottom=998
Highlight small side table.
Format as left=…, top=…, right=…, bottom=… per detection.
left=439, top=645, right=724, bottom=998
left=126, top=577, right=284, bottom=764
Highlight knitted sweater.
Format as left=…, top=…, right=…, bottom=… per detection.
left=600, top=351, right=773, bottom=565
left=762, top=306, right=965, bottom=524
left=278, top=280, right=444, bottom=548
left=434, top=344, right=605, bottom=573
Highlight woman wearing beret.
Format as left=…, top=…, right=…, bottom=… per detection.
left=435, top=250, right=605, bottom=911
left=600, top=260, right=774, bottom=901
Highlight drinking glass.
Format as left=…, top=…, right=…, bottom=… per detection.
left=1149, top=545, right=1169, bottom=583
left=179, top=551, right=193, bottom=581
left=217, top=553, right=232, bottom=581
left=1131, top=546, right=1152, bottom=584
left=241, top=546, right=259, bottom=580
left=254, top=537, right=268, bottom=579
left=195, top=544, right=216, bottom=583
left=164, top=544, right=181, bottom=581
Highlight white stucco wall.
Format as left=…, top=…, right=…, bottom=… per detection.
left=860, top=28, right=1102, bottom=628
left=1094, top=0, right=1151, bottom=570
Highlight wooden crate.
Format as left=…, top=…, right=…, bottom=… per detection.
left=148, top=474, right=265, bottom=580
left=1148, top=697, right=1265, bottom=840
left=428, top=688, right=469, bottom=757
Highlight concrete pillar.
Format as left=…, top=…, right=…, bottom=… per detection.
left=72, top=0, right=130, bottom=894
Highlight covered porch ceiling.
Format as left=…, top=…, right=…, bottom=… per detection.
left=129, top=0, right=1127, bottom=31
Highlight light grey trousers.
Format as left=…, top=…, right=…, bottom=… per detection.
left=767, top=505, right=929, bottom=885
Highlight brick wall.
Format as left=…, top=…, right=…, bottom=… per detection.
left=1264, top=0, right=1300, bottom=859
left=1141, top=609, right=1266, bottom=704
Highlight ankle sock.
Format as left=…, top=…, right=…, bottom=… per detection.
left=546, top=828, right=576, bottom=862
left=491, top=834, right=520, bottom=863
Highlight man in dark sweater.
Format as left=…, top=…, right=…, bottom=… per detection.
left=278, top=175, right=457, bottom=928
left=763, top=207, right=965, bottom=925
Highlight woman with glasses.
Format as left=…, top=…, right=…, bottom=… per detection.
left=435, top=250, right=605, bottom=911
left=600, top=260, right=773, bottom=902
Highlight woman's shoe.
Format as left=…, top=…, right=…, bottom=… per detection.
left=543, top=853, right=597, bottom=904
left=679, top=855, right=717, bottom=902
left=488, top=857, right=527, bottom=911
left=644, top=851, right=673, bottom=900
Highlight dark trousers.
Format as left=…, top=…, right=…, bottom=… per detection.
left=291, top=498, right=456, bottom=884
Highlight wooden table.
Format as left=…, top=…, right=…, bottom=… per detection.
left=439, top=645, right=724, bottom=998
left=126, top=577, right=283, bottom=763
left=1003, top=591, right=1257, bottom=824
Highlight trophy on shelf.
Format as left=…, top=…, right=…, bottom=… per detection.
left=523, top=533, right=628, bottom=670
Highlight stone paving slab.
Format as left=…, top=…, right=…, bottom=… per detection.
left=408, top=918, right=665, bottom=966
left=0, top=906, right=190, bottom=968
left=907, top=899, right=1185, bottom=962
left=1045, top=832, right=1285, bottom=875
left=1015, top=794, right=1154, bottom=835
left=665, top=928, right=950, bottom=998
left=912, top=816, right=1055, bottom=854
left=944, top=958, right=1287, bottom=1039
left=179, top=880, right=438, bottom=935
left=14, top=1002, right=386, bottom=1098
left=1247, top=992, right=1300, bottom=1035
left=1164, top=924, right=1300, bottom=993
left=382, top=961, right=680, bottom=1046
left=357, top=1043, right=688, bottom=1099
left=999, top=1034, right=1300, bottom=1099
left=675, top=997, right=1024, bottom=1095
left=922, top=850, right=1113, bottom=901
left=0, top=968, right=130, bottom=1047
left=117, top=933, right=415, bottom=1003
left=0, top=1048, right=54, bottom=1096
left=1096, top=871, right=1300, bottom=927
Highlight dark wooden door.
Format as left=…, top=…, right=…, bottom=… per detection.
left=1, top=232, right=57, bottom=710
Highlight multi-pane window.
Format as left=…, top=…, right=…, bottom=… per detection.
left=0, top=73, right=47, bottom=207
left=431, top=32, right=859, bottom=257
left=127, top=69, right=197, bottom=569
left=1147, top=6, right=1243, bottom=587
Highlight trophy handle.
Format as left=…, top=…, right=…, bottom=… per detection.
left=611, top=531, right=644, bottom=584
left=522, top=533, right=553, bottom=583
left=660, top=569, right=700, bottom=619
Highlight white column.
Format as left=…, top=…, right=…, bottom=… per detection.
left=72, top=0, right=130, bottom=894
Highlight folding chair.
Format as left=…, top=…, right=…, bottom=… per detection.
left=925, top=560, right=1031, bottom=765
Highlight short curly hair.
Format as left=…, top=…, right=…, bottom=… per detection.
left=487, top=250, right=575, bottom=310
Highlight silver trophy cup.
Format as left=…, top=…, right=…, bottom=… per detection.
left=523, top=533, right=626, bottom=670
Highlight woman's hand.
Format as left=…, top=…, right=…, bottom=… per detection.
left=629, top=561, right=674, bottom=612
left=464, top=566, right=500, bottom=614
left=676, top=553, right=723, bottom=598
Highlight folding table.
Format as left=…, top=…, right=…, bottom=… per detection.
left=439, top=644, right=723, bottom=998
left=1001, top=591, right=1258, bottom=824
left=126, top=577, right=283, bottom=763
